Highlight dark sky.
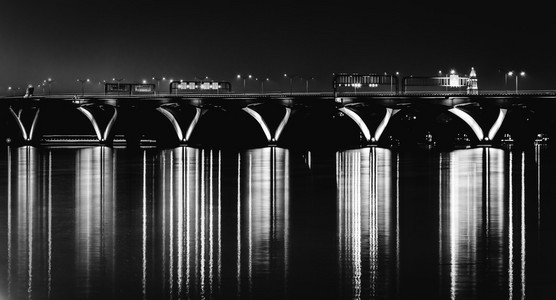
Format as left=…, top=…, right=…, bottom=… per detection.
left=1, top=0, right=555, bottom=93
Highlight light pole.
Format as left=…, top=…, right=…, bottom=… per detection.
left=37, top=83, right=44, bottom=95
left=45, top=78, right=55, bottom=95
left=256, top=77, right=269, bottom=94
left=283, top=73, right=299, bottom=95
left=504, top=72, right=509, bottom=93
left=77, top=78, right=90, bottom=96
left=8, top=86, right=14, bottom=96
left=152, top=77, right=165, bottom=95
left=113, top=78, right=124, bottom=95
left=303, top=77, right=315, bottom=93
left=508, top=71, right=525, bottom=94
left=237, top=74, right=252, bottom=94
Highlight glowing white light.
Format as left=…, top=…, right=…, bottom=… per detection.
left=448, top=108, right=484, bottom=141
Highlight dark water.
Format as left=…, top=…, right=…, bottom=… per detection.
left=1, top=145, right=556, bottom=299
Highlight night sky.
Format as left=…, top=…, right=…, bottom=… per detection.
left=1, top=0, right=555, bottom=94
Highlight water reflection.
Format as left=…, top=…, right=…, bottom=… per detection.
left=154, top=147, right=224, bottom=299
left=75, top=147, right=116, bottom=296
left=336, top=148, right=398, bottom=299
left=336, top=147, right=533, bottom=299
left=438, top=148, right=526, bottom=299
left=237, top=147, right=289, bottom=298
left=0, top=145, right=549, bottom=299
left=148, top=147, right=290, bottom=299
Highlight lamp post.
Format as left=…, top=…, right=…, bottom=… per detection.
left=283, top=73, right=300, bottom=95
left=152, top=77, right=165, bottom=95
left=77, top=78, right=90, bottom=96
left=113, top=78, right=124, bottom=95
left=45, top=78, right=55, bottom=95
left=504, top=72, right=509, bottom=94
left=237, top=74, right=252, bottom=94
left=8, top=86, right=14, bottom=96
left=303, top=77, right=315, bottom=93
left=508, top=71, right=525, bottom=94
left=256, top=77, right=269, bottom=94
left=99, top=80, right=107, bottom=95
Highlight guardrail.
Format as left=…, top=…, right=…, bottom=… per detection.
left=4, top=90, right=556, bottom=99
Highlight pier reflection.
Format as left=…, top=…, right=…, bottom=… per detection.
left=75, top=147, right=116, bottom=297
left=438, top=148, right=527, bottom=299
left=1, top=147, right=57, bottom=300
left=336, top=147, right=534, bottom=299
left=149, top=146, right=290, bottom=299
left=0, top=145, right=547, bottom=299
left=336, top=148, right=398, bottom=299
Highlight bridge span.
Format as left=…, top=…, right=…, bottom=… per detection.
left=1, top=92, right=555, bottom=149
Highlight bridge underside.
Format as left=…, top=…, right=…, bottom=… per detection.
left=1, top=96, right=555, bottom=149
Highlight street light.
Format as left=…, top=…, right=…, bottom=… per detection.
left=507, top=71, right=525, bottom=94
left=237, top=74, right=252, bottom=94
left=77, top=78, right=90, bottom=96
left=113, top=78, right=124, bottom=95
left=302, top=77, right=315, bottom=93
left=8, top=86, right=14, bottom=96
left=283, top=73, right=300, bottom=95
left=45, top=78, right=55, bottom=95
left=152, top=77, right=165, bottom=95
left=256, top=77, right=269, bottom=94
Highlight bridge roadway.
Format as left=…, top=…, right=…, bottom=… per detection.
left=2, top=91, right=556, bottom=149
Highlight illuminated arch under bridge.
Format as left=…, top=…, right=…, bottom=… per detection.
left=1, top=94, right=554, bottom=148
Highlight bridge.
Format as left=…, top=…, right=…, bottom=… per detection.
left=2, top=90, right=555, bottom=149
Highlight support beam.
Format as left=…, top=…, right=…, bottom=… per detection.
left=156, top=107, right=184, bottom=141
left=242, top=107, right=272, bottom=142
left=77, top=106, right=118, bottom=142
left=184, top=107, right=204, bottom=142
left=374, top=108, right=400, bottom=142
left=242, top=106, right=292, bottom=143
left=448, top=107, right=485, bottom=141
left=274, top=107, right=292, bottom=142
left=487, top=108, right=508, bottom=141
left=8, top=107, right=40, bottom=142
left=449, top=107, right=509, bottom=142
left=338, top=107, right=372, bottom=142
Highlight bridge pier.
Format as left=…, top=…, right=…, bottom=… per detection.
left=7, top=106, right=40, bottom=144
left=339, top=106, right=400, bottom=146
left=77, top=104, right=118, bottom=144
left=2, top=94, right=555, bottom=149
left=242, top=105, right=292, bottom=146
left=156, top=104, right=207, bottom=145
left=448, top=105, right=508, bottom=145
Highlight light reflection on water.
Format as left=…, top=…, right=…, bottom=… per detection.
left=0, top=146, right=554, bottom=299
left=336, top=148, right=397, bottom=299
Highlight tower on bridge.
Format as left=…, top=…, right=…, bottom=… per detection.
left=467, top=67, right=478, bottom=95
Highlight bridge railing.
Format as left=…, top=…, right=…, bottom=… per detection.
left=4, top=90, right=556, bottom=99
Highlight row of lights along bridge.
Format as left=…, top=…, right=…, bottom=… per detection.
left=6, top=75, right=319, bottom=96
left=4, top=70, right=527, bottom=96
